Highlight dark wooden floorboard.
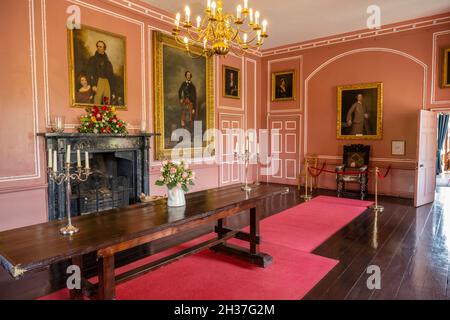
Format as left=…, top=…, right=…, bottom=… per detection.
left=1, top=185, right=449, bottom=300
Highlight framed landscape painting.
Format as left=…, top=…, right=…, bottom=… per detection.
left=271, top=70, right=295, bottom=102
left=68, top=25, right=127, bottom=109
left=153, top=31, right=214, bottom=160
left=336, top=82, right=383, bottom=140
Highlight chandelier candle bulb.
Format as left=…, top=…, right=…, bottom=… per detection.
left=255, top=11, right=260, bottom=25
left=244, top=0, right=248, bottom=10
left=237, top=5, right=242, bottom=20
left=48, top=148, right=52, bottom=168
left=76, top=149, right=81, bottom=168
left=185, top=6, right=190, bottom=23
left=175, top=13, right=180, bottom=27
left=249, top=8, right=253, bottom=24
left=197, top=16, right=201, bottom=28
left=243, top=33, right=248, bottom=43
left=207, top=0, right=211, bottom=10
left=211, top=1, right=216, bottom=16
left=262, top=20, right=267, bottom=33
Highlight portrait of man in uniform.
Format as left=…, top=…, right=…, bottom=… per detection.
left=223, top=65, right=240, bottom=99
left=69, top=25, right=126, bottom=108
left=337, top=82, right=383, bottom=140
left=178, top=71, right=197, bottom=128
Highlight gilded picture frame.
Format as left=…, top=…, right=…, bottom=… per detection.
left=443, top=48, right=450, bottom=88
left=271, top=70, right=295, bottom=102
left=153, top=31, right=214, bottom=160
left=68, top=25, right=127, bottom=109
left=337, top=82, right=383, bottom=140
left=222, top=65, right=241, bottom=99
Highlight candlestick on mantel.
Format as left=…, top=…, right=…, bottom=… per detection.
left=48, top=148, right=52, bottom=168
left=85, top=151, right=89, bottom=169
left=53, top=150, right=57, bottom=173
left=76, top=149, right=81, bottom=168
left=66, top=145, right=71, bottom=164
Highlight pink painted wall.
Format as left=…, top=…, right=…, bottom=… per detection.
left=261, top=14, right=450, bottom=198
left=0, top=0, right=259, bottom=231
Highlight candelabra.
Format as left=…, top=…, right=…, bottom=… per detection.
left=48, top=146, right=91, bottom=235
left=234, top=148, right=252, bottom=192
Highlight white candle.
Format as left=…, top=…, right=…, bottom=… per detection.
left=66, top=145, right=71, bottom=164
left=236, top=5, right=242, bottom=20
left=48, top=148, right=52, bottom=168
left=262, top=19, right=268, bottom=33
left=53, top=151, right=58, bottom=173
left=85, top=151, right=89, bottom=169
left=234, top=142, right=239, bottom=154
left=211, top=1, right=216, bottom=16
left=207, top=0, right=211, bottom=9
left=256, top=143, right=260, bottom=154
left=77, top=149, right=81, bottom=168
left=185, top=6, right=190, bottom=23
left=249, top=8, right=253, bottom=23
left=243, top=33, right=248, bottom=43
left=245, top=137, right=249, bottom=151
left=244, top=0, right=248, bottom=10
left=255, top=11, right=260, bottom=25
left=196, top=16, right=201, bottom=28
left=175, top=13, right=180, bottom=27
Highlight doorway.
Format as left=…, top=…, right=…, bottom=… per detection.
left=436, top=112, right=450, bottom=187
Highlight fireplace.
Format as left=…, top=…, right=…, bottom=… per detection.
left=39, top=133, right=156, bottom=221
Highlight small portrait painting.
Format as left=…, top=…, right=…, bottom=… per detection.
left=272, top=70, right=295, bottom=102
left=68, top=25, right=127, bottom=109
left=337, top=82, right=383, bottom=140
left=443, top=48, right=450, bottom=88
left=222, top=65, right=240, bottom=99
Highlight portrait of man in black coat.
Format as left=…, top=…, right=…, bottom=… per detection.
left=178, top=71, right=197, bottom=127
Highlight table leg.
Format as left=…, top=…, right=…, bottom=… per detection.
left=98, top=254, right=116, bottom=300
left=249, top=207, right=259, bottom=255
left=69, top=255, right=84, bottom=300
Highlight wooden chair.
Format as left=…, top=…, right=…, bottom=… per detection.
left=335, top=144, right=370, bottom=200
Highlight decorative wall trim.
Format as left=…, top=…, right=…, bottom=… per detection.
left=304, top=47, right=428, bottom=154
left=0, top=0, right=41, bottom=183
left=42, top=0, right=146, bottom=129
left=261, top=15, right=450, bottom=57
left=431, top=30, right=450, bottom=105
left=266, top=55, right=303, bottom=114
left=245, top=57, right=258, bottom=131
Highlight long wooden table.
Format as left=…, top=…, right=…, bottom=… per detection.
left=0, top=183, right=289, bottom=300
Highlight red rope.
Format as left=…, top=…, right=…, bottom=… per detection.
left=377, top=165, right=391, bottom=179
left=307, top=162, right=326, bottom=177
left=309, top=166, right=367, bottom=175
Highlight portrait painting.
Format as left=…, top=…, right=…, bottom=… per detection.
left=337, top=82, right=383, bottom=140
left=271, top=70, right=295, bottom=102
left=68, top=25, right=127, bottom=109
left=153, top=32, right=214, bottom=160
left=443, top=48, right=450, bottom=88
left=222, top=65, right=240, bottom=99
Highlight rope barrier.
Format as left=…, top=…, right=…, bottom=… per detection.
left=308, top=163, right=392, bottom=178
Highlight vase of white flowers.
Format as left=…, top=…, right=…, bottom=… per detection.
left=155, top=160, right=195, bottom=207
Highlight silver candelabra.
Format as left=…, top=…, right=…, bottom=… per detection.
left=48, top=162, right=91, bottom=235
left=235, top=148, right=252, bottom=192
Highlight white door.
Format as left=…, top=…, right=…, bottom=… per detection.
left=414, top=110, right=437, bottom=207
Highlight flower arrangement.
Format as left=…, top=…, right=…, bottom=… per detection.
left=155, top=160, right=195, bottom=192
left=78, top=98, right=127, bottom=134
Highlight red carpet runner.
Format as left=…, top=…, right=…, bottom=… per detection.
left=41, top=195, right=371, bottom=300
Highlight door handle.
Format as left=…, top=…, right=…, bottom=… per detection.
left=419, top=164, right=424, bottom=168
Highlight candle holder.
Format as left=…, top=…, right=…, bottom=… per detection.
left=48, top=162, right=91, bottom=235
left=234, top=147, right=252, bottom=192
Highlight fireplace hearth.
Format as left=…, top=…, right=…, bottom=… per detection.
left=38, top=133, right=156, bottom=221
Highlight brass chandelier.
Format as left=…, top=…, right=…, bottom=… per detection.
left=172, top=0, right=268, bottom=57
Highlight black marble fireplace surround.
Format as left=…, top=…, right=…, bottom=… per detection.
left=38, top=133, right=156, bottom=221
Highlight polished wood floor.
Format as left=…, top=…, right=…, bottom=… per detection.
left=0, top=185, right=449, bottom=300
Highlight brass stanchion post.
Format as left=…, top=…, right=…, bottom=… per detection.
left=301, top=159, right=312, bottom=201
left=369, top=167, right=384, bottom=212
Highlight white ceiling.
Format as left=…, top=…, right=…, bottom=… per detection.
left=141, top=0, right=450, bottom=49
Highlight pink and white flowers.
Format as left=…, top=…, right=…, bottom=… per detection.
left=155, top=159, right=195, bottom=192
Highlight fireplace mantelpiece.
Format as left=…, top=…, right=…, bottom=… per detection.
left=38, top=133, right=157, bottom=221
